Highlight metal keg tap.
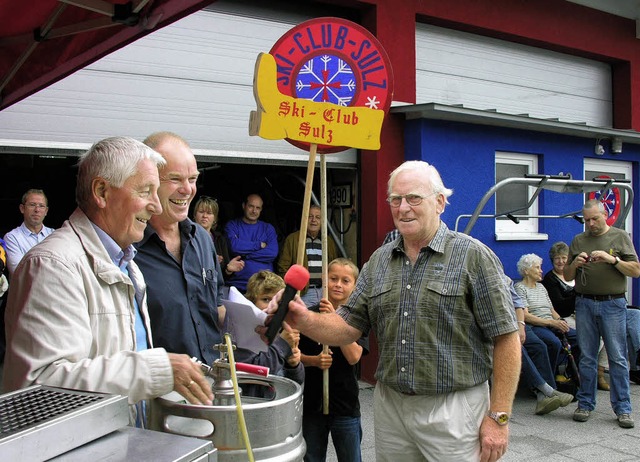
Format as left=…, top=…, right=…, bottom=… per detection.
left=211, top=342, right=239, bottom=405
left=191, top=341, right=271, bottom=405
left=190, top=342, right=238, bottom=405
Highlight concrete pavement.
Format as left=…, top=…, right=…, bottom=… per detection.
left=326, top=374, right=640, bottom=461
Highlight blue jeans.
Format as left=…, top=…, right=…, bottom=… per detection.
left=529, top=326, right=562, bottom=373
left=521, top=326, right=556, bottom=388
left=627, top=309, right=640, bottom=369
left=575, top=296, right=631, bottom=414
left=303, top=413, right=362, bottom=462
left=530, top=325, right=579, bottom=375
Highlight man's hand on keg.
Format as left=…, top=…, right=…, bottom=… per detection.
left=169, top=353, right=213, bottom=405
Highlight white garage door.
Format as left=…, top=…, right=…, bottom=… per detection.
left=416, top=24, right=612, bottom=127
left=0, top=1, right=356, bottom=165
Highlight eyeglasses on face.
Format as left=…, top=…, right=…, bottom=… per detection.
left=386, top=192, right=436, bottom=208
left=23, top=202, right=47, bottom=210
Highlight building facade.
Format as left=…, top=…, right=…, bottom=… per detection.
left=2, top=0, right=639, bottom=380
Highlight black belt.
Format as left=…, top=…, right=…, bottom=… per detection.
left=578, top=293, right=625, bottom=301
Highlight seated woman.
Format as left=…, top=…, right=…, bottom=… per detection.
left=542, top=242, right=576, bottom=320
left=542, top=241, right=609, bottom=390
left=509, top=277, right=574, bottom=414
left=515, top=253, right=580, bottom=379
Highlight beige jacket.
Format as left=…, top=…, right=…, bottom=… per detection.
left=3, top=208, right=173, bottom=406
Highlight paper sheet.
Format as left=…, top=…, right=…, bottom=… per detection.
left=222, top=286, right=268, bottom=353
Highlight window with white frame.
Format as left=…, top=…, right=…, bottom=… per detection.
left=495, top=152, right=546, bottom=240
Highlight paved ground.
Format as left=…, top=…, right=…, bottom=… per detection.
left=326, top=373, right=640, bottom=461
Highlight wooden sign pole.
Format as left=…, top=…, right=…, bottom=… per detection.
left=320, top=152, right=330, bottom=415
left=296, top=143, right=316, bottom=266
left=293, top=143, right=330, bottom=414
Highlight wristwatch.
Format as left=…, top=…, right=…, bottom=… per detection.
left=613, top=256, right=621, bottom=266
left=487, top=411, right=510, bottom=426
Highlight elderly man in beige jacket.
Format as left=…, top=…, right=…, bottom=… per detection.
left=3, top=136, right=212, bottom=426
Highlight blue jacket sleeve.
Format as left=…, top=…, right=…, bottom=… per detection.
left=283, top=362, right=305, bottom=385
left=233, top=336, right=290, bottom=373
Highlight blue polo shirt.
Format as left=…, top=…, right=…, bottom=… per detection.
left=135, top=219, right=223, bottom=365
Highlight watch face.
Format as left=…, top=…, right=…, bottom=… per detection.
left=489, top=411, right=509, bottom=425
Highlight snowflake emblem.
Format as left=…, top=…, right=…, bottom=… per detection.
left=365, top=96, right=380, bottom=109
left=295, top=54, right=356, bottom=105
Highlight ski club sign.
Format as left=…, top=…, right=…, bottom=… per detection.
left=249, top=17, right=393, bottom=153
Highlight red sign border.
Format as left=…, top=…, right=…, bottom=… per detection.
left=269, top=17, right=394, bottom=153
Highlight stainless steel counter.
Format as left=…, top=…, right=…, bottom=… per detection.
left=0, top=385, right=216, bottom=462
left=49, top=426, right=217, bottom=462
left=0, top=385, right=129, bottom=461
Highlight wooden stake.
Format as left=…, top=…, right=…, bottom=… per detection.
left=320, top=152, right=330, bottom=415
left=296, top=143, right=317, bottom=266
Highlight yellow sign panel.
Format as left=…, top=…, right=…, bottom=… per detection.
left=249, top=53, right=384, bottom=150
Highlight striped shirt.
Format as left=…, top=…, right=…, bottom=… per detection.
left=306, top=235, right=323, bottom=287
left=337, top=221, right=517, bottom=395
left=514, top=282, right=554, bottom=320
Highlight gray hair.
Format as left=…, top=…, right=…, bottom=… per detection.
left=388, top=160, right=453, bottom=203
left=548, top=241, right=569, bottom=261
left=76, top=136, right=166, bottom=209
left=584, top=199, right=605, bottom=213
left=517, top=253, right=542, bottom=277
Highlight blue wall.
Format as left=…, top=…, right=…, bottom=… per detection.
left=404, top=118, right=640, bottom=303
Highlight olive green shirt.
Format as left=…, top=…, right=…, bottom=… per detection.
left=337, top=222, right=517, bottom=395
left=568, top=226, right=638, bottom=295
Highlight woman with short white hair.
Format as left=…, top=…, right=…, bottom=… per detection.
left=515, top=253, right=580, bottom=381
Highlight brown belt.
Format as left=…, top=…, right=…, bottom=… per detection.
left=577, top=293, right=625, bottom=301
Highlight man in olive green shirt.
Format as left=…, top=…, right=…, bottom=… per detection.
left=565, top=199, right=640, bottom=428
left=271, top=161, right=521, bottom=462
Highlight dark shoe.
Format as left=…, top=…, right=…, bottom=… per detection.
left=617, top=413, right=635, bottom=428
left=573, top=407, right=590, bottom=422
left=535, top=395, right=562, bottom=415
left=630, top=369, right=640, bottom=385
left=552, top=390, right=574, bottom=407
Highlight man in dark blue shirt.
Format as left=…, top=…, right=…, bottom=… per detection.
left=135, top=132, right=223, bottom=366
